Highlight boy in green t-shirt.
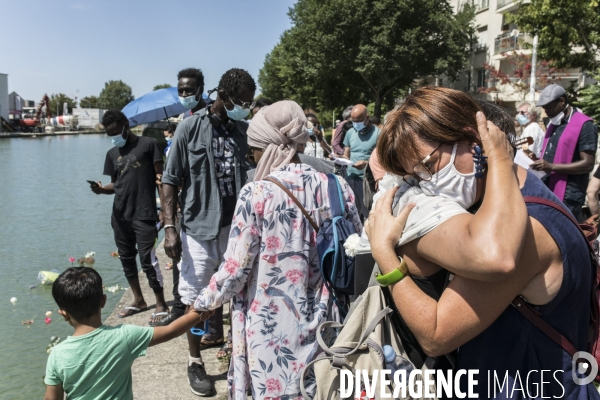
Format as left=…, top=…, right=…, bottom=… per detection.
left=44, top=267, right=211, bottom=400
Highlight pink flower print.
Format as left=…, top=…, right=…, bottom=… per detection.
left=254, top=201, right=265, bottom=217
left=247, top=329, right=255, bottom=338
left=285, top=269, right=304, bottom=285
left=268, top=340, right=275, bottom=348
left=292, top=218, right=301, bottom=231
left=224, top=258, right=240, bottom=275
left=266, top=378, right=282, bottom=393
left=268, top=302, right=280, bottom=314
left=249, top=226, right=260, bottom=236
left=283, top=338, right=289, bottom=346
left=265, top=235, right=281, bottom=251
left=250, top=299, right=260, bottom=313
left=208, top=276, right=217, bottom=291
left=322, top=284, right=329, bottom=295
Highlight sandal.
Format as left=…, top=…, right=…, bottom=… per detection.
left=216, top=342, right=233, bottom=360
left=198, top=337, right=224, bottom=350
left=118, top=306, right=146, bottom=318
left=148, top=311, right=169, bottom=326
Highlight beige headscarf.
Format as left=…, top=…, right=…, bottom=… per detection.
left=247, top=100, right=309, bottom=181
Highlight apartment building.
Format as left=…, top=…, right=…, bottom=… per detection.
left=445, top=0, right=590, bottom=111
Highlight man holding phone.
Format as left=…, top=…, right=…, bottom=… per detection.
left=90, top=110, right=169, bottom=320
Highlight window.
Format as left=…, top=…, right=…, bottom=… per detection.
left=479, top=0, right=489, bottom=10
left=465, top=71, right=472, bottom=92
left=476, top=27, right=488, bottom=51
left=476, top=69, right=487, bottom=89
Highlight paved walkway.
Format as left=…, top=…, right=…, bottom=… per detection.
left=105, top=241, right=231, bottom=400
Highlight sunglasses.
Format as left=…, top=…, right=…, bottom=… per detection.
left=228, top=94, right=256, bottom=110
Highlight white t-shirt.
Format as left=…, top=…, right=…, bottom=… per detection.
left=305, top=140, right=325, bottom=159
left=521, top=122, right=546, bottom=158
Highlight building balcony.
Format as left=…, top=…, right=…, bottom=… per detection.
left=494, top=33, right=531, bottom=55
left=496, top=0, right=528, bottom=13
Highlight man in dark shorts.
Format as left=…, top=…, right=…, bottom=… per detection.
left=90, top=110, right=168, bottom=319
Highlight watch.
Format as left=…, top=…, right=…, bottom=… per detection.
left=375, top=258, right=409, bottom=287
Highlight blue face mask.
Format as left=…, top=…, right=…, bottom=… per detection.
left=353, top=121, right=366, bottom=132
left=165, top=136, right=173, bottom=143
left=307, top=128, right=314, bottom=135
left=111, top=126, right=127, bottom=147
left=516, top=114, right=530, bottom=126
left=178, top=88, right=200, bottom=110
left=226, top=103, right=251, bottom=121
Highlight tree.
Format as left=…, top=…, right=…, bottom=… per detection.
left=575, top=72, right=600, bottom=122
left=79, top=95, right=99, bottom=108
left=98, top=80, right=135, bottom=110
left=479, top=51, right=561, bottom=100
left=153, top=84, right=172, bottom=91
left=509, top=0, right=600, bottom=71
left=48, top=93, right=77, bottom=116
left=258, top=0, right=476, bottom=118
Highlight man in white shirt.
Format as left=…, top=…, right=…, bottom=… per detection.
left=516, top=101, right=545, bottom=159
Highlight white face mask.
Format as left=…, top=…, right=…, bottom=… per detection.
left=549, top=105, right=568, bottom=126
left=419, top=144, right=478, bottom=209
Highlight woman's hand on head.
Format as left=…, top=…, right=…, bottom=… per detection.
left=365, top=187, right=415, bottom=255
left=476, top=112, right=512, bottom=162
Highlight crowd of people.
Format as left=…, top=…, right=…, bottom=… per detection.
left=42, top=66, right=600, bottom=400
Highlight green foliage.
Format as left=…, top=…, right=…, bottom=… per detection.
left=79, top=95, right=99, bottom=108
left=98, top=80, right=135, bottom=111
left=575, top=72, right=600, bottom=122
left=153, top=84, right=172, bottom=91
left=258, top=0, right=476, bottom=118
left=509, top=0, right=600, bottom=71
left=48, top=93, right=77, bottom=116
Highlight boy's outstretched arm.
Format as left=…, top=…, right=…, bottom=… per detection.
left=44, top=384, right=64, bottom=400
left=149, top=310, right=212, bottom=347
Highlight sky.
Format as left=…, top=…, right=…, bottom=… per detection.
left=0, top=0, right=297, bottom=104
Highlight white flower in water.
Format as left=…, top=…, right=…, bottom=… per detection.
left=343, top=234, right=361, bottom=257
left=10, top=297, right=17, bottom=305
left=46, top=311, right=52, bottom=317
left=85, top=252, right=95, bottom=258
left=105, top=285, right=123, bottom=293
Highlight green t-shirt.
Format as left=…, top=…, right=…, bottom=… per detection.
left=343, top=124, right=380, bottom=179
left=45, top=324, right=154, bottom=400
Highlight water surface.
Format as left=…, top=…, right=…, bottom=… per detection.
left=0, top=134, right=136, bottom=399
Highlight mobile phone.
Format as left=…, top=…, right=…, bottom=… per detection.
left=87, top=180, right=99, bottom=187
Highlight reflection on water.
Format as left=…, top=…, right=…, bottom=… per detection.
left=0, top=135, right=133, bottom=399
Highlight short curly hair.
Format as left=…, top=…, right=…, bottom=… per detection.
left=177, top=68, right=205, bottom=87
left=101, top=110, right=128, bottom=128
left=218, top=68, right=256, bottom=98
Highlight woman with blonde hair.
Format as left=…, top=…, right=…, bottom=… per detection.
left=195, top=100, right=361, bottom=399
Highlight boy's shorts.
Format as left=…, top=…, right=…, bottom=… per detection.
left=178, top=225, right=230, bottom=305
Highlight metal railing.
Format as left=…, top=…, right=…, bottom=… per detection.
left=494, top=33, right=530, bottom=54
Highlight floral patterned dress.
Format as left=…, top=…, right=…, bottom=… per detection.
left=195, top=163, right=362, bottom=400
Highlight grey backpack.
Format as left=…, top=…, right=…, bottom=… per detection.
left=300, top=286, right=437, bottom=400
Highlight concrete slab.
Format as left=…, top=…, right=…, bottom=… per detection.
left=105, top=240, right=231, bottom=400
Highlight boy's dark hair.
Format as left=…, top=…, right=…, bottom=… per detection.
left=177, top=68, right=205, bottom=87
left=254, top=98, right=273, bottom=108
left=218, top=68, right=256, bottom=98
left=101, top=110, right=128, bottom=128
left=52, top=267, right=104, bottom=321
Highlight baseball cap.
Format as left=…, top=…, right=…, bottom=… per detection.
left=536, top=84, right=566, bottom=107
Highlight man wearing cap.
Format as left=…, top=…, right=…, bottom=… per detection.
left=531, top=84, right=598, bottom=221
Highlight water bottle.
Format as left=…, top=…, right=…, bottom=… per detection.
left=383, top=345, right=414, bottom=378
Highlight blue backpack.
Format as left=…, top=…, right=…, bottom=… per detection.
left=265, top=174, right=359, bottom=314
left=316, top=174, right=359, bottom=312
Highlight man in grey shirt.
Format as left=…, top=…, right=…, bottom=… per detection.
left=161, top=68, right=256, bottom=397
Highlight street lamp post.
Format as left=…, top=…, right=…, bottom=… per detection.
left=528, top=34, right=539, bottom=102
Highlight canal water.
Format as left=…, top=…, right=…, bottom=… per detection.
left=0, top=134, right=148, bottom=399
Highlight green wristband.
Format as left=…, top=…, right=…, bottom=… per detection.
left=375, top=267, right=405, bottom=287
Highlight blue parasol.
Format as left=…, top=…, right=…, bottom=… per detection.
left=121, top=87, right=187, bottom=127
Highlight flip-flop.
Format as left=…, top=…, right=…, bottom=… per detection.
left=118, top=306, right=146, bottom=318
left=198, top=337, right=224, bottom=350
left=148, top=312, right=170, bottom=326
left=216, top=342, right=233, bottom=360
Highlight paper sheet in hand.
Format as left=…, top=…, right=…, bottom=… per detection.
left=514, top=149, right=547, bottom=179
left=330, top=153, right=355, bottom=166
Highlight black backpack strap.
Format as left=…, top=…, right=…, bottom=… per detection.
left=326, top=174, right=344, bottom=218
